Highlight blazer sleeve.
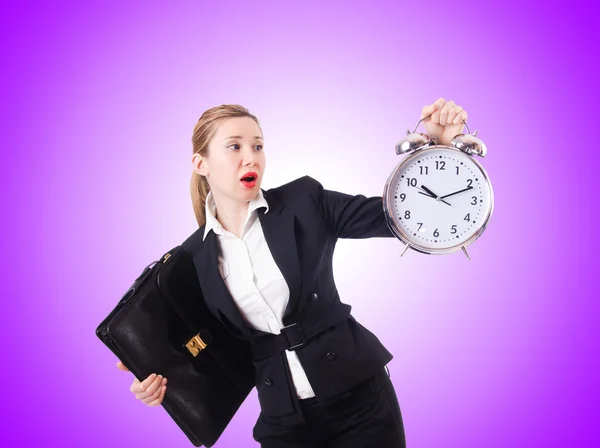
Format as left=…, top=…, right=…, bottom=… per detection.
left=304, top=175, right=396, bottom=239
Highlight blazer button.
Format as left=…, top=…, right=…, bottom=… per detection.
left=326, top=352, right=337, bottom=361
left=264, top=378, right=273, bottom=386
left=311, top=293, right=318, bottom=300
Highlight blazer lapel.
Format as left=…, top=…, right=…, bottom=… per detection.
left=258, top=190, right=302, bottom=322
left=192, top=231, right=251, bottom=337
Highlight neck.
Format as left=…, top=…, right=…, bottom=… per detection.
left=211, top=191, right=253, bottom=238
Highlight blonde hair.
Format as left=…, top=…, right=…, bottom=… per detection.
left=190, top=104, right=262, bottom=227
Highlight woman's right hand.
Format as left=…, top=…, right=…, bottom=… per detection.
left=116, top=361, right=167, bottom=407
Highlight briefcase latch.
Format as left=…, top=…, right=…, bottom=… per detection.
left=185, top=334, right=207, bottom=357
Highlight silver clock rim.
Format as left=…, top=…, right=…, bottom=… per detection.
left=382, top=145, right=495, bottom=255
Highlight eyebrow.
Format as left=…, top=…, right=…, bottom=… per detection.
left=222, top=135, right=264, bottom=142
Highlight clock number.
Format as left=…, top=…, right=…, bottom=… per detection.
left=404, top=210, right=411, bottom=219
left=417, top=222, right=423, bottom=231
left=471, top=196, right=477, bottom=205
left=464, top=213, right=471, bottom=222
left=407, top=178, right=417, bottom=187
left=399, top=193, right=406, bottom=202
left=433, top=228, right=439, bottom=237
left=451, top=225, right=457, bottom=234
left=456, top=166, right=460, bottom=175
left=435, top=161, right=446, bottom=170
left=419, top=166, right=429, bottom=175
left=467, top=179, right=473, bottom=188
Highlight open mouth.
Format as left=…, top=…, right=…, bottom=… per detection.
left=240, top=172, right=258, bottom=187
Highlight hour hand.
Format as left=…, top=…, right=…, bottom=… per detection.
left=418, top=185, right=451, bottom=206
left=420, top=185, right=438, bottom=198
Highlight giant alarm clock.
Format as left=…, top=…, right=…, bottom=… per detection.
left=383, top=115, right=494, bottom=259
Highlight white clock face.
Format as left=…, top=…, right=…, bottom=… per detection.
left=386, top=147, right=493, bottom=251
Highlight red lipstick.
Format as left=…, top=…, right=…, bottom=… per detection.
left=240, top=171, right=258, bottom=188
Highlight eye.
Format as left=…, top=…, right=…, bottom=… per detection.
left=227, top=143, right=263, bottom=151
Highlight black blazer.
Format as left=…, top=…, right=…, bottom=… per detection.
left=181, top=175, right=396, bottom=418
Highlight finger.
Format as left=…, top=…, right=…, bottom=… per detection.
left=116, top=361, right=130, bottom=372
left=453, top=111, right=468, bottom=125
left=433, top=97, right=446, bottom=111
left=142, top=381, right=165, bottom=405
left=129, top=378, right=141, bottom=394
left=147, top=386, right=167, bottom=407
left=131, top=373, right=156, bottom=394
left=145, top=378, right=168, bottom=406
left=131, top=375, right=153, bottom=394
left=141, top=386, right=161, bottom=405
left=421, top=104, right=435, bottom=120
left=439, top=101, right=456, bottom=125
left=137, top=375, right=163, bottom=399
left=431, top=109, right=440, bottom=124
left=453, top=109, right=467, bottom=125
left=447, top=106, right=463, bottom=124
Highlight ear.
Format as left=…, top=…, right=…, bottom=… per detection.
left=192, top=153, right=208, bottom=176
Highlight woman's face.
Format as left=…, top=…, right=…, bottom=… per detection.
left=195, top=116, right=266, bottom=203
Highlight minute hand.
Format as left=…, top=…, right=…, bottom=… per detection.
left=440, top=186, right=474, bottom=199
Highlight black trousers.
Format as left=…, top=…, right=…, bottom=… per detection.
left=252, top=367, right=406, bottom=448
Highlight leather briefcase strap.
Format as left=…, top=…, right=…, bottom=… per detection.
left=250, top=308, right=351, bottom=360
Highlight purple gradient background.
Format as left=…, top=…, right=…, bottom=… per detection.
left=1, top=0, right=598, bottom=446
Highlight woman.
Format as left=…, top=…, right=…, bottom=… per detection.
left=117, top=98, right=469, bottom=447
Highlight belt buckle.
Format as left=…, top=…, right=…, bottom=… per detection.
left=280, top=322, right=306, bottom=350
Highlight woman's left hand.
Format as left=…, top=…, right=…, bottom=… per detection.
left=420, top=98, right=468, bottom=145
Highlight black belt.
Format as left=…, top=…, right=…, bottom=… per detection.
left=251, top=310, right=351, bottom=360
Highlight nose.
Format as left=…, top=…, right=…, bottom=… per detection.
left=242, top=146, right=260, bottom=166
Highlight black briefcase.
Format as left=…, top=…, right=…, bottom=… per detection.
left=96, top=244, right=256, bottom=447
